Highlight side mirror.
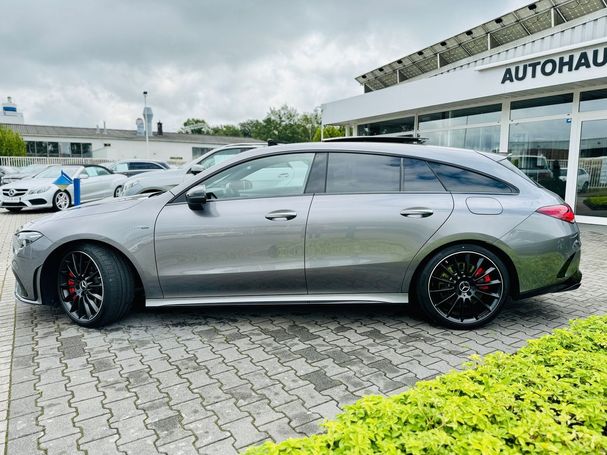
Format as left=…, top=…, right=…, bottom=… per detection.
left=190, top=164, right=205, bottom=175
left=186, top=186, right=207, bottom=210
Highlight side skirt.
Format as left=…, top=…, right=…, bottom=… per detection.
left=146, top=293, right=409, bottom=307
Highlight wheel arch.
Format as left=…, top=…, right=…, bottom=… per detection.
left=40, top=239, right=145, bottom=306
left=407, top=239, right=520, bottom=303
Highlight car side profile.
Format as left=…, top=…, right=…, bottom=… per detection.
left=1, top=164, right=127, bottom=212
left=120, top=143, right=265, bottom=196
left=12, top=141, right=581, bottom=329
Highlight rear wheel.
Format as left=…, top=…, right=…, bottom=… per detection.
left=581, top=181, right=589, bottom=193
left=416, top=244, right=510, bottom=329
left=53, top=190, right=71, bottom=211
left=57, top=244, right=134, bottom=327
left=114, top=186, right=122, bottom=197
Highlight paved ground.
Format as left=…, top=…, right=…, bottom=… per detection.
left=0, top=210, right=606, bottom=455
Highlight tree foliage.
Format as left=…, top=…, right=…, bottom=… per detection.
left=180, top=105, right=344, bottom=143
left=0, top=126, right=26, bottom=157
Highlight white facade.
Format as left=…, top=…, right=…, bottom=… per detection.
left=4, top=124, right=263, bottom=165
left=322, top=4, right=607, bottom=225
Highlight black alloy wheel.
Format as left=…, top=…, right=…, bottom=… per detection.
left=57, top=244, right=134, bottom=327
left=417, top=244, right=510, bottom=329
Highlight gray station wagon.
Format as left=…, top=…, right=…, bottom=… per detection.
left=12, top=139, right=581, bottom=329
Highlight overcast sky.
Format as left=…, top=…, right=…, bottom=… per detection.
left=2, top=0, right=531, bottom=131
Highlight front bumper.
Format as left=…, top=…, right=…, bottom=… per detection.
left=12, top=234, right=53, bottom=305
left=1, top=192, right=54, bottom=210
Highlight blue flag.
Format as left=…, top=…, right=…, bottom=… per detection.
left=53, top=170, right=73, bottom=190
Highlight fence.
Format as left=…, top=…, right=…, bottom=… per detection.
left=0, top=156, right=109, bottom=168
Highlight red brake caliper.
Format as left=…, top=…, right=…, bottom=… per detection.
left=474, top=267, right=491, bottom=291
left=67, top=272, right=77, bottom=302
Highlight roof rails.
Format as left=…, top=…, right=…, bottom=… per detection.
left=323, top=135, right=427, bottom=144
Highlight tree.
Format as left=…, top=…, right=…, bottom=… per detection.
left=0, top=126, right=26, bottom=157
left=179, top=118, right=212, bottom=135
left=179, top=105, right=340, bottom=143
left=312, top=125, right=345, bottom=142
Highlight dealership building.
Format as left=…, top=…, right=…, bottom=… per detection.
left=322, top=0, right=607, bottom=225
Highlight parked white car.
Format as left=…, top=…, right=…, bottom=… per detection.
left=559, top=168, right=590, bottom=192
left=0, top=164, right=127, bottom=212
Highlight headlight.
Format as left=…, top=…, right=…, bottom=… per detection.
left=13, top=231, right=43, bottom=254
left=26, top=186, right=52, bottom=195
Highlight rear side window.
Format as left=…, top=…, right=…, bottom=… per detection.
left=428, top=162, right=513, bottom=193
left=327, top=153, right=401, bottom=193
left=130, top=162, right=162, bottom=170
left=403, top=158, right=445, bottom=192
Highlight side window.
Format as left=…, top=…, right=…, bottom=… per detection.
left=86, top=166, right=111, bottom=177
left=428, top=162, right=513, bottom=193
left=130, top=162, right=162, bottom=170
left=115, top=163, right=129, bottom=172
left=202, top=153, right=314, bottom=199
left=403, top=158, right=445, bottom=192
left=326, top=153, right=400, bottom=193
left=199, top=148, right=243, bottom=170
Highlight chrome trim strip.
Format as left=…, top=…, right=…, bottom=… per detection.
left=146, top=293, right=409, bottom=308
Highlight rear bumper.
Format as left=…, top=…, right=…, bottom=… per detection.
left=518, top=270, right=582, bottom=300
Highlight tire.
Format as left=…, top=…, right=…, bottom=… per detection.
left=6, top=208, right=22, bottom=213
left=415, top=244, right=510, bottom=329
left=52, top=190, right=71, bottom=211
left=57, top=243, right=134, bottom=327
left=581, top=182, right=589, bottom=193
left=114, top=186, right=123, bottom=197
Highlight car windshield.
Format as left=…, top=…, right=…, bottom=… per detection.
left=35, top=166, right=81, bottom=179
left=19, top=164, right=48, bottom=174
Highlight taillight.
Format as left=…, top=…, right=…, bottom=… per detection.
left=536, top=203, right=575, bottom=223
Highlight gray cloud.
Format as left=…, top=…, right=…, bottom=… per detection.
left=1, top=0, right=530, bottom=131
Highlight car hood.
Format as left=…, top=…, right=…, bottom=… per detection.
left=2, top=177, right=57, bottom=189
left=126, top=168, right=185, bottom=182
left=21, top=194, right=156, bottom=233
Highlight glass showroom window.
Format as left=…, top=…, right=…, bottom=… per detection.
left=508, top=94, right=573, bottom=199
left=418, top=104, right=501, bottom=153
left=580, top=88, right=607, bottom=112
left=357, top=116, right=414, bottom=136
left=575, top=119, right=607, bottom=218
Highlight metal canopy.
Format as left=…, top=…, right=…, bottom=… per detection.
left=356, top=0, right=607, bottom=92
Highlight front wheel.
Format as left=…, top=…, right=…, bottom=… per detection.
left=53, top=190, right=71, bottom=211
left=114, top=186, right=122, bottom=197
left=415, top=244, right=510, bottom=329
left=57, top=244, right=134, bottom=327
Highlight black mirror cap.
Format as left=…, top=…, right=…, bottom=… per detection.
left=186, top=187, right=207, bottom=210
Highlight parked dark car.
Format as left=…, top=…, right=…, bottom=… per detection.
left=104, top=159, right=170, bottom=178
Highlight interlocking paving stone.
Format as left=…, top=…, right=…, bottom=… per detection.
left=1, top=211, right=605, bottom=454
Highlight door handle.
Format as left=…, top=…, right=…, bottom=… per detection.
left=265, top=210, right=297, bottom=221
left=400, top=208, right=434, bottom=218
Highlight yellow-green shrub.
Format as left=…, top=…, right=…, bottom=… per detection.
left=245, top=316, right=607, bottom=454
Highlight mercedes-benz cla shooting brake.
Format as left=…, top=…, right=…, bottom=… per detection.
left=12, top=141, right=582, bottom=329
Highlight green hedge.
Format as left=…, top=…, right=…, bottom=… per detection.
left=245, top=316, right=607, bottom=454
left=584, top=196, right=607, bottom=211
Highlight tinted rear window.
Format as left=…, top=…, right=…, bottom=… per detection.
left=428, top=162, right=513, bottom=193
left=327, top=153, right=401, bottom=193
left=403, top=158, right=445, bottom=192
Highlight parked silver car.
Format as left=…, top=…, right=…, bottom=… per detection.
left=1, top=163, right=54, bottom=185
left=1, top=165, right=127, bottom=212
left=12, top=141, right=581, bottom=329
left=121, top=143, right=265, bottom=196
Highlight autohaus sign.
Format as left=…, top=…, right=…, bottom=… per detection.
left=501, top=46, right=607, bottom=84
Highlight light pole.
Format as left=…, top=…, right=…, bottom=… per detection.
left=143, top=90, right=149, bottom=157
